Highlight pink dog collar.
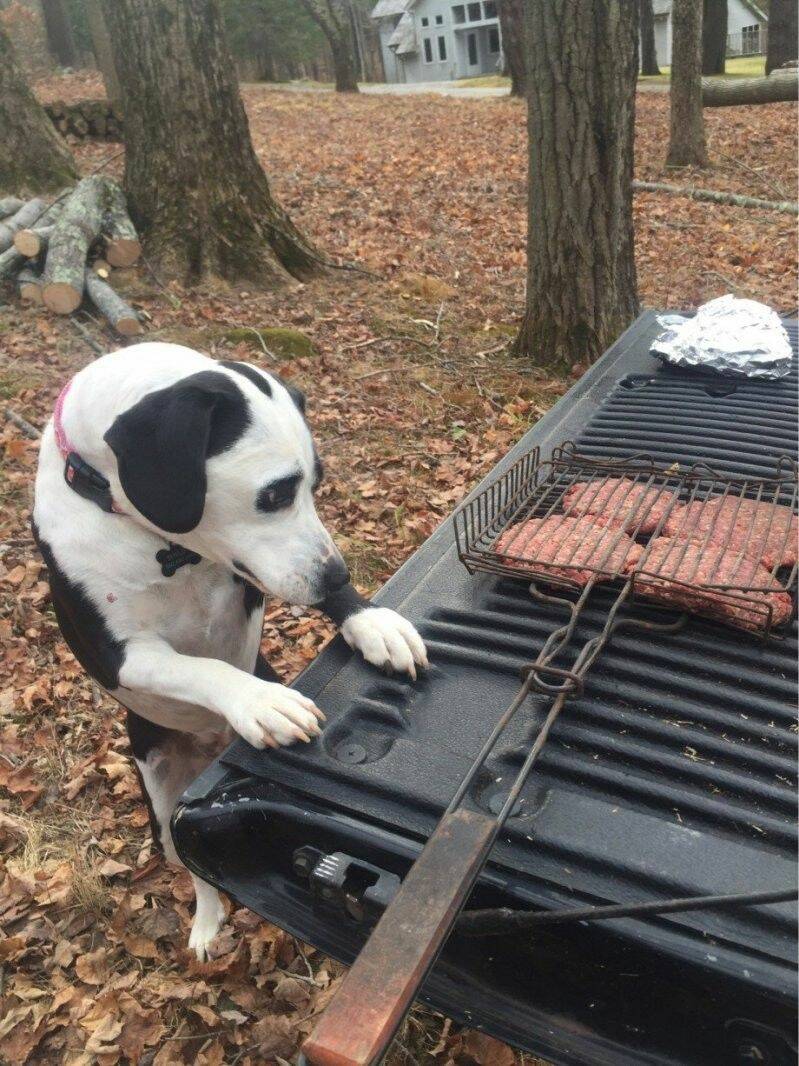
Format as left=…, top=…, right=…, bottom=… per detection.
left=53, top=378, right=125, bottom=515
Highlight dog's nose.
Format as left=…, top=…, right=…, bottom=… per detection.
left=323, top=556, right=350, bottom=593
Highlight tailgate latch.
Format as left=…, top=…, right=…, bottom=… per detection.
left=293, top=847, right=401, bottom=924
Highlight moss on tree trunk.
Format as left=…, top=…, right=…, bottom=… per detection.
left=100, top=0, right=321, bottom=284
left=0, top=23, right=77, bottom=195
left=512, top=0, right=639, bottom=370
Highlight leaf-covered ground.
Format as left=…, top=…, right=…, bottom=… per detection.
left=0, top=79, right=796, bottom=1064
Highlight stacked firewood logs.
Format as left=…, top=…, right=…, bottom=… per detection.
left=45, top=99, right=123, bottom=142
left=0, top=177, right=143, bottom=337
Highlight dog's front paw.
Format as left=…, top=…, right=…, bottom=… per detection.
left=225, top=679, right=325, bottom=749
left=341, top=607, right=428, bottom=679
left=188, top=888, right=227, bottom=963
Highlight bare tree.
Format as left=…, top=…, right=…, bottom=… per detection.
left=702, top=0, right=727, bottom=75
left=667, top=0, right=708, bottom=168
left=40, top=0, right=77, bottom=67
left=639, top=0, right=661, bottom=76
left=766, top=0, right=798, bottom=74
left=298, top=0, right=360, bottom=92
left=100, top=0, right=320, bottom=283
left=0, top=21, right=77, bottom=194
left=497, top=0, right=525, bottom=96
left=85, top=0, right=121, bottom=109
left=512, top=0, right=639, bottom=369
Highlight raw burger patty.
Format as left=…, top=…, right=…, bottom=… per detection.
left=625, top=536, right=793, bottom=631
left=561, top=478, right=676, bottom=535
left=494, top=515, right=643, bottom=588
left=662, top=496, right=798, bottom=572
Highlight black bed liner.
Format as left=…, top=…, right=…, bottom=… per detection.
left=174, top=312, right=798, bottom=1066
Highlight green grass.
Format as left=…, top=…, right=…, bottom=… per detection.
left=639, top=54, right=766, bottom=83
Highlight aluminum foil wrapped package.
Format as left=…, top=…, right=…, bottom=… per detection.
left=651, top=295, right=792, bottom=380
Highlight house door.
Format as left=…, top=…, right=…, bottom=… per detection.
left=467, top=31, right=478, bottom=67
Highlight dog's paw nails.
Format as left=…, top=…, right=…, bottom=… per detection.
left=341, top=607, right=428, bottom=680
left=188, top=907, right=226, bottom=962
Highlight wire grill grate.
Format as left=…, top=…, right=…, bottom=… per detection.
left=455, top=442, right=797, bottom=636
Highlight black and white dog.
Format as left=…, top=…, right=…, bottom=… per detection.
left=32, top=342, right=427, bottom=959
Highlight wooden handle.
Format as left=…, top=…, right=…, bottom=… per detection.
left=301, top=807, right=497, bottom=1066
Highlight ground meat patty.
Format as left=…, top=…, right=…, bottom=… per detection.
left=494, top=516, right=643, bottom=588
left=662, top=496, right=798, bottom=572
left=625, top=536, right=793, bottom=632
left=561, top=478, right=676, bottom=535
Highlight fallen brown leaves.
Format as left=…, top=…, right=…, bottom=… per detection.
left=0, top=76, right=793, bottom=1065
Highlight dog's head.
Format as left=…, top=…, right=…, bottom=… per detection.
left=103, top=359, right=349, bottom=605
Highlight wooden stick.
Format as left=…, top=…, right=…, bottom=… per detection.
left=84, top=269, right=142, bottom=336
left=633, top=179, right=798, bottom=215
left=3, top=408, right=40, bottom=439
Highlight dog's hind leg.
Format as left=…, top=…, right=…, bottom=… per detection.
left=127, top=710, right=229, bottom=961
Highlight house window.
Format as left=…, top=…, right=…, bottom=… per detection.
left=421, top=16, right=429, bottom=26
left=741, top=24, right=760, bottom=54
left=452, top=4, right=465, bottom=23
left=483, top=0, right=497, bottom=17
left=488, top=25, right=500, bottom=52
left=435, top=14, right=443, bottom=24
left=468, top=2, right=481, bottom=21
left=423, top=37, right=434, bottom=62
left=467, top=31, right=478, bottom=64
left=438, top=34, right=447, bottom=60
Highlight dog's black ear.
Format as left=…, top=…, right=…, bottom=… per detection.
left=104, top=370, right=249, bottom=534
left=284, top=381, right=306, bottom=416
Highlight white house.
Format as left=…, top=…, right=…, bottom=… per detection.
left=371, top=0, right=502, bottom=84
left=651, top=0, right=768, bottom=68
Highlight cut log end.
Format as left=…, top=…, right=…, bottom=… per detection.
left=42, top=282, right=82, bottom=315
left=105, top=237, right=142, bottom=268
left=19, top=281, right=43, bottom=305
left=115, top=315, right=143, bottom=337
left=13, top=229, right=43, bottom=258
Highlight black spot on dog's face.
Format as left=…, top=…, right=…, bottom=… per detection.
left=32, top=521, right=126, bottom=690
left=104, top=371, right=250, bottom=534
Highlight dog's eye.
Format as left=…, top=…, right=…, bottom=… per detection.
left=257, top=474, right=299, bottom=514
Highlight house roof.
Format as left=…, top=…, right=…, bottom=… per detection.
left=371, top=0, right=415, bottom=20
left=387, top=11, right=417, bottom=54
left=652, top=0, right=767, bottom=19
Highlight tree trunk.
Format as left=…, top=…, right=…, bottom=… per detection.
left=702, top=0, right=727, bottom=76
left=766, top=0, right=799, bottom=75
left=85, top=0, right=122, bottom=110
left=639, top=0, right=660, bottom=76
left=102, top=182, right=141, bottom=266
left=667, top=0, right=708, bottom=168
left=702, top=70, right=798, bottom=105
left=40, top=0, right=77, bottom=67
left=498, top=0, right=526, bottom=96
left=100, top=0, right=320, bottom=283
left=513, top=0, right=639, bottom=370
left=0, top=23, right=77, bottom=195
left=298, top=0, right=360, bottom=92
